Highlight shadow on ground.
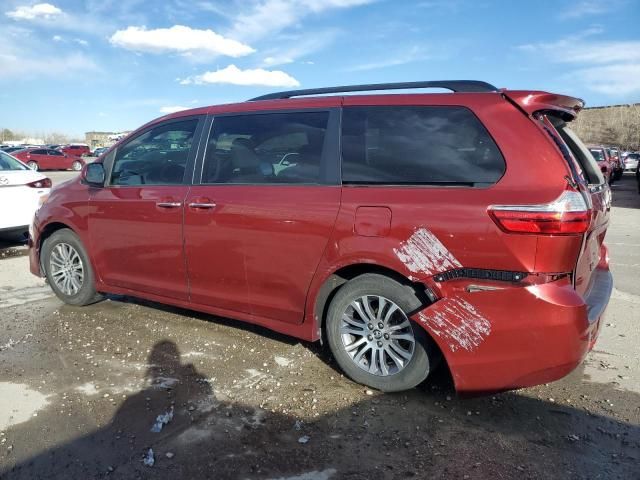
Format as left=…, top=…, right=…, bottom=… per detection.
left=3, top=337, right=639, bottom=480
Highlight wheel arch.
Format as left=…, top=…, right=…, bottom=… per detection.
left=312, top=263, right=451, bottom=388
left=37, top=222, right=75, bottom=270
left=311, top=262, right=436, bottom=341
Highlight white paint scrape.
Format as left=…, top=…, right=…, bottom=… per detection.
left=0, top=382, right=50, bottom=429
left=394, top=228, right=462, bottom=276
left=267, top=469, right=337, bottom=480
left=418, top=298, right=491, bottom=352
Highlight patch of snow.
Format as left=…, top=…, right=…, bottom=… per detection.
left=275, top=356, right=292, bottom=367
left=267, top=469, right=337, bottom=480
left=0, top=383, right=50, bottom=429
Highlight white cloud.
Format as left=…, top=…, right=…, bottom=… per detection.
left=52, top=35, right=62, bottom=41
left=110, top=25, right=255, bottom=58
left=74, top=38, right=89, bottom=47
left=559, top=0, right=624, bottom=19
left=229, top=0, right=374, bottom=41
left=572, top=63, right=640, bottom=95
left=180, top=64, right=300, bottom=87
left=160, top=105, right=191, bottom=114
left=6, top=3, right=62, bottom=20
left=518, top=38, right=640, bottom=65
left=348, top=46, right=429, bottom=71
left=259, top=30, right=337, bottom=67
left=517, top=29, right=640, bottom=97
left=0, top=52, right=99, bottom=79
left=264, top=56, right=294, bottom=66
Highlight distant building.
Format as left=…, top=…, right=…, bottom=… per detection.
left=85, top=131, right=131, bottom=148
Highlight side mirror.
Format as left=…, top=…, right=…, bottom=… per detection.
left=83, top=162, right=105, bottom=187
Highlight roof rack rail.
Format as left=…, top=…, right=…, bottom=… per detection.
left=248, top=80, right=498, bottom=101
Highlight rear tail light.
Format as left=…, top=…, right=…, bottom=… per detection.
left=26, top=178, right=52, bottom=188
left=488, top=187, right=591, bottom=235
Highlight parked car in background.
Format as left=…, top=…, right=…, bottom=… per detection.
left=588, top=145, right=614, bottom=184
left=2, top=146, right=27, bottom=154
left=0, top=150, right=51, bottom=240
left=29, top=80, right=613, bottom=394
left=624, top=152, right=639, bottom=173
left=607, top=147, right=624, bottom=181
left=59, top=144, right=91, bottom=157
left=13, top=148, right=85, bottom=171
left=92, top=147, right=109, bottom=157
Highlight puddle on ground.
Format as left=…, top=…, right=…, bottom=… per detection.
left=0, top=382, right=50, bottom=429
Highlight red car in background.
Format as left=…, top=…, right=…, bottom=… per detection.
left=606, top=147, right=624, bottom=181
left=13, top=148, right=85, bottom=171
left=59, top=144, right=91, bottom=157
left=588, top=145, right=614, bottom=184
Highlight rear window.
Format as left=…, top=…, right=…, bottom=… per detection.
left=545, top=115, right=604, bottom=185
left=341, top=106, right=505, bottom=185
left=589, top=149, right=604, bottom=161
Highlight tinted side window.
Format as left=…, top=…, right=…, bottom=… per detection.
left=48, top=149, right=63, bottom=156
left=341, top=106, right=505, bottom=185
left=202, top=112, right=329, bottom=184
left=31, top=149, right=47, bottom=155
left=110, top=119, right=198, bottom=186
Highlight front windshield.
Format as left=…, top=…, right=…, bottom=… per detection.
left=0, top=151, right=28, bottom=171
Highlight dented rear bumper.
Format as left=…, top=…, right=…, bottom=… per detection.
left=412, top=271, right=610, bottom=394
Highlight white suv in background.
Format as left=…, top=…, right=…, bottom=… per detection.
left=0, top=150, right=51, bottom=241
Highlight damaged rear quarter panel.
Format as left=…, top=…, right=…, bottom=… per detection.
left=411, top=279, right=590, bottom=393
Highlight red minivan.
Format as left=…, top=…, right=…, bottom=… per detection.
left=29, top=81, right=613, bottom=393
left=13, top=148, right=85, bottom=171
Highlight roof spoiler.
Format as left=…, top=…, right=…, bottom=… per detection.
left=502, top=90, right=585, bottom=121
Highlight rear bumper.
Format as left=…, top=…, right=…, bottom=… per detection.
left=413, top=267, right=612, bottom=394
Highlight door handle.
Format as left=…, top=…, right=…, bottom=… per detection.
left=188, top=202, right=216, bottom=209
left=156, top=202, right=182, bottom=208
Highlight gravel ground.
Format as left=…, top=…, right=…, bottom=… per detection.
left=0, top=174, right=638, bottom=480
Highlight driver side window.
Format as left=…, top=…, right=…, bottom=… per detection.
left=110, top=119, right=198, bottom=186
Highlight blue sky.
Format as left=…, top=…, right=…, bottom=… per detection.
left=1, top=0, right=639, bottom=137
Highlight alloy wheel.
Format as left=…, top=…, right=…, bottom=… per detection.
left=340, top=295, right=415, bottom=376
left=49, top=242, right=84, bottom=296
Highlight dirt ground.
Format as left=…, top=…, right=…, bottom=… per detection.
left=0, top=173, right=638, bottom=480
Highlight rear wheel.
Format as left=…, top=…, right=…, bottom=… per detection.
left=42, top=229, right=103, bottom=306
left=27, top=161, right=38, bottom=170
left=71, top=161, right=82, bottom=171
left=326, top=274, right=434, bottom=392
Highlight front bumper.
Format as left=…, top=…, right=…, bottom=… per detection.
left=412, top=268, right=611, bottom=394
left=28, top=221, right=44, bottom=277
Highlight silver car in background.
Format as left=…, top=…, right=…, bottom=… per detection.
left=624, top=153, right=639, bottom=172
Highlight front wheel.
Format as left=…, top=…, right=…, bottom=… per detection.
left=27, top=161, right=38, bottom=171
left=326, top=274, right=435, bottom=392
left=42, top=229, right=103, bottom=306
left=71, top=161, right=83, bottom=171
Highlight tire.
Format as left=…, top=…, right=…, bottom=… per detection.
left=71, top=161, right=82, bottom=171
left=325, top=273, right=434, bottom=392
left=27, top=161, right=38, bottom=171
left=42, top=229, right=103, bottom=306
